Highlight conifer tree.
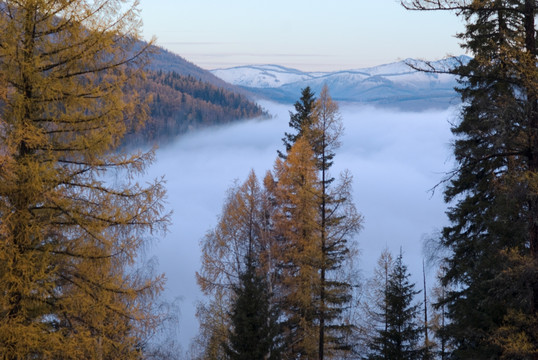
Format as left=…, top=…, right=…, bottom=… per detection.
left=402, top=1, right=538, bottom=358
left=360, top=249, right=394, bottom=358
left=272, top=136, right=322, bottom=359
left=196, top=171, right=277, bottom=359
left=197, top=87, right=361, bottom=360
left=273, top=86, right=361, bottom=359
left=278, top=86, right=317, bottom=159
left=0, top=1, right=167, bottom=358
left=312, top=85, right=361, bottom=359
left=225, top=257, right=279, bottom=360
left=429, top=268, right=451, bottom=360
left=366, top=250, right=422, bottom=360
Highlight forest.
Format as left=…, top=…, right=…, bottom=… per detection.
left=0, top=0, right=537, bottom=359
left=125, top=70, right=266, bottom=146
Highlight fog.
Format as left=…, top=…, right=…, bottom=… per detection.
left=143, top=101, right=458, bottom=350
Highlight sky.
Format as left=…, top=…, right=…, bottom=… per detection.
left=137, top=0, right=466, bottom=71
left=134, top=0, right=462, bottom=352
left=145, top=102, right=456, bottom=352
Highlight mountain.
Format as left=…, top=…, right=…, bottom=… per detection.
left=210, top=56, right=471, bottom=109
left=147, top=46, right=248, bottom=93
left=123, top=44, right=267, bottom=146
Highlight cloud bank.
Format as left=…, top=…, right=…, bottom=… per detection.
left=144, top=101, right=458, bottom=350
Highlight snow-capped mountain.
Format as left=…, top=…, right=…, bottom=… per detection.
left=211, top=56, right=470, bottom=109
left=211, top=64, right=319, bottom=88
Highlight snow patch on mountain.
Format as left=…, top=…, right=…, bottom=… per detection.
left=211, top=64, right=316, bottom=88
left=210, top=56, right=471, bottom=108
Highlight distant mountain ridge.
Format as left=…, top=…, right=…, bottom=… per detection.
left=211, top=56, right=471, bottom=109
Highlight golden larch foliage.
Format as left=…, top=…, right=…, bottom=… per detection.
left=0, top=1, right=168, bottom=358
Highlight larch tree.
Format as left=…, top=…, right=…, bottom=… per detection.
left=276, top=85, right=362, bottom=360
left=195, top=170, right=278, bottom=359
left=0, top=0, right=168, bottom=359
left=429, top=268, right=451, bottom=360
left=402, top=0, right=538, bottom=358
left=360, top=249, right=394, bottom=358
left=275, top=85, right=362, bottom=359
left=311, top=84, right=362, bottom=359
left=272, top=136, right=323, bottom=359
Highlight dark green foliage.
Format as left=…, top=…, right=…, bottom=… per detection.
left=401, top=0, right=538, bottom=357
left=125, top=70, right=266, bottom=145
left=276, top=86, right=361, bottom=359
left=278, top=86, right=317, bottom=159
left=225, top=260, right=279, bottom=360
left=440, top=2, right=537, bottom=358
left=367, top=252, right=422, bottom=360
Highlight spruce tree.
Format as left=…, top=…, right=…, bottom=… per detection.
left=0, top=1, right=167, bottom=358
left=278, top=86, right=317, bottom=159
left=367, top=251, right=422, bottom=360
left=273, top=86, right=362, bottom=359
left=196, top=171, right=278, bottom=359
left=402, top=1, right=538, bottom=358
left=225, top=257, right=279, bottom=360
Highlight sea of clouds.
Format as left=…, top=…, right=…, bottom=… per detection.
left=143, top=100, right=459, bottom=350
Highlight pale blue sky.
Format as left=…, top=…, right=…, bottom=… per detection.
left=138, top=0, right=465, bottom=72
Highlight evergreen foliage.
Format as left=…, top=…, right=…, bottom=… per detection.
left=225, top=258, right=279, bottom=360
left=312, top=85, right=359, bottom=359
left=278, top=86, right=317, bottom=159
left=196, top=86, right=361, bottom=360
left=195, top=171, right=278, bottom=360
left=367, top=251, right=422, bottom=360
left=126, top=70, right=266, bottom=146
left=402, top=0, right=538, bottom=358
left=272, top=86, right=362, bottom=359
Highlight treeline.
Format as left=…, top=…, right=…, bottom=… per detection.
left=125, top=70, right=267, bottom=145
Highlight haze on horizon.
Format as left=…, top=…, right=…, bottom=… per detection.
left=138, top=0, right=466, bottom=72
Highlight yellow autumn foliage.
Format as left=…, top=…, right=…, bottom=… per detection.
left=0, top=1, right=168, bottom=358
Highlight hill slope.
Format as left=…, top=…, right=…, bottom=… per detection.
left=124, top=44, right=266, bottom=145
left=211, top=56, right=470, bottom=109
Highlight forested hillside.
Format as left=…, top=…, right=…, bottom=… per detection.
left=125, top=70, right=267, bottom=145
left=146, top=46, right=242, bottom=91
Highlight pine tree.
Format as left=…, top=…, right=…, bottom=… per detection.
left=401, top=1, right=538, bottom=358
left=0, top=1, right=167, bottom=358
left=367, top=250, right=422, bottom=360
